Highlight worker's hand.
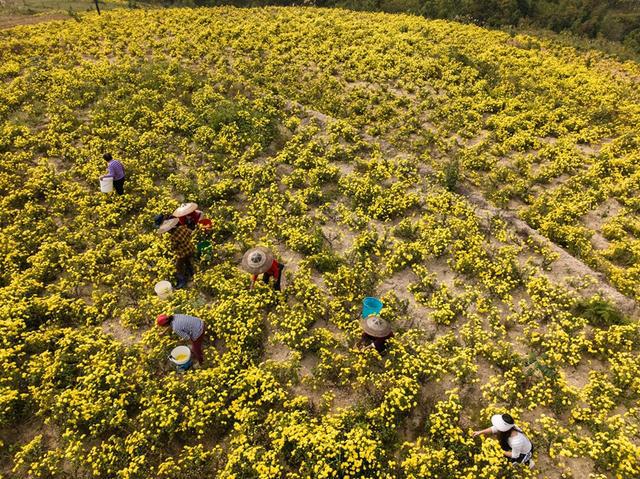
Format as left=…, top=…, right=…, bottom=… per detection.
left=471, top=430, right=481, bottom=437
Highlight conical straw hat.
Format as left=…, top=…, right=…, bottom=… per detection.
left=360, top=315, right=392, bottom=338
left=173, top=202, right=198, bottom=218
left=241, top=247, right=274, bottom=274
left=157, top=217, right=179, bottom=234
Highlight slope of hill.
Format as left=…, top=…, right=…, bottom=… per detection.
left=322, top=0, right=640, bottom=55
left=0, top=7, right=639, bottom=478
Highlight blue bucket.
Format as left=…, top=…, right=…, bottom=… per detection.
left=362, top=297, right=383, bottom=318
left=175, top=359, right=192, bottom=371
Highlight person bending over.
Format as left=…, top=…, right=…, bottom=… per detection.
left=100, top=153, right=125, bottom=195
left=156, top=313, right=206, bottom=364
left=473, top=414, right=535, bottom=469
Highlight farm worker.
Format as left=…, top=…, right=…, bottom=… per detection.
left=198, top=218, right=213, bottom=232
left=173, top=203, right=204, bottom=230
left=157, top=217, right=195, bottom=289
left=99, top=152, right=126, bottom=195
left=154, top=213, right=170, bottom=229
left=241, top=247, right=285, bottom=291
left=156, top=314, right=206, bottom=364
left=472, top=414, right=535, bottom=469
left=359, top=315, right=393, bottom=353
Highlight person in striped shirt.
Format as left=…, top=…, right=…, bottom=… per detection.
left=100, top=153, right=126, bottom=195
left=156, top=313, right=206, bottom=364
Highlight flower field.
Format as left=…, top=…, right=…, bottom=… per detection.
left=1, top=6, right=639, bottom=478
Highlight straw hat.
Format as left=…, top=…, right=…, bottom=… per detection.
left=491, top=414, right=515, bottom=432
left=241, top=247, right=274, bottom=274
left=157, top=217, right=179, bottom=234
left=360, top=315, right=392, bottom=338
left=173, top=202, right=198, bottom=218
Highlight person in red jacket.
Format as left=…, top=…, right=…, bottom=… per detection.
left=241, top=247, right=285, bottom=291
left=172, top=202, right=204, bottom=230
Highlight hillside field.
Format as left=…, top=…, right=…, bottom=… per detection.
left=1, top=7, right=639, bottom=478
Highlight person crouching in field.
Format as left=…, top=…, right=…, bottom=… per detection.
left=156, top=314, right=206, bottom=364
left=172, top=202, right=204, bottom=230
left=100, top=153, right=125, bottom=195
left=472, top=414, right=535, bottom=469
left=157, top=217, right=195, bottom=289
left=241, top=247, right=285, bottom=291
left=359, top=314, right=393, bottom=353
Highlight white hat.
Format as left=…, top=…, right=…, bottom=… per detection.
left=491, top=414, right=515, bottom=432
left=173, top=202, right=198, bottom=218
left=241, top=247, right=274, bottom=275
left=157, top=217, right=179, bottom=234
left=360, top=315, right=392, bottom=338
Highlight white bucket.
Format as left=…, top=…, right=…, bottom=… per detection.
left=169, top=345, right=192, bottom=369
left=100, top=177, right=113, bottom=193
left=154, top=281, right=173, bottom=300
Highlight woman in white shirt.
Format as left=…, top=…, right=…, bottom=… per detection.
left=472, top=414, right=535, bottom=468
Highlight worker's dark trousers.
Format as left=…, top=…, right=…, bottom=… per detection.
left=191, top=325, right=206, bottom=363
left=113, top=177, right=125, bottom=195
left=175, top=255, right=194, bottom=288
left=263, top=263, right=284, bottom=291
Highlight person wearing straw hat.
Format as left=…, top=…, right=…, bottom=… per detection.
left=173, top=202, right=204, bottom=230
left=158, top=217, right=195, bottom=289
left=156, top=314, right=206, bottom=365
left=472, top=414, right=535, bottom=469
left=359, top=315, right=393, bottom=353
left=99, top=153, right=126, bottom=195
left=154, top=213, right=172, bottom=229
left=241, top=247, right=285, bottom=291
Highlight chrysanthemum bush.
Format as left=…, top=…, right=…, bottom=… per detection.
left=1, top=6, right=639, bottom=478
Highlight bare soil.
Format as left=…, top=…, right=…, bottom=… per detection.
left=458, top=184, right=638, bottom=317
left=0, top=11, right=67, bottom=29
left=100, top=317, right=140, bottom=346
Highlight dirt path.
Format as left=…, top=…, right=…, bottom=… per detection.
left=0, top=12, right=69, bottom=30
left=458, top=184, right=639, bottom=317
left=100, top=317, right=141, bottom=346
